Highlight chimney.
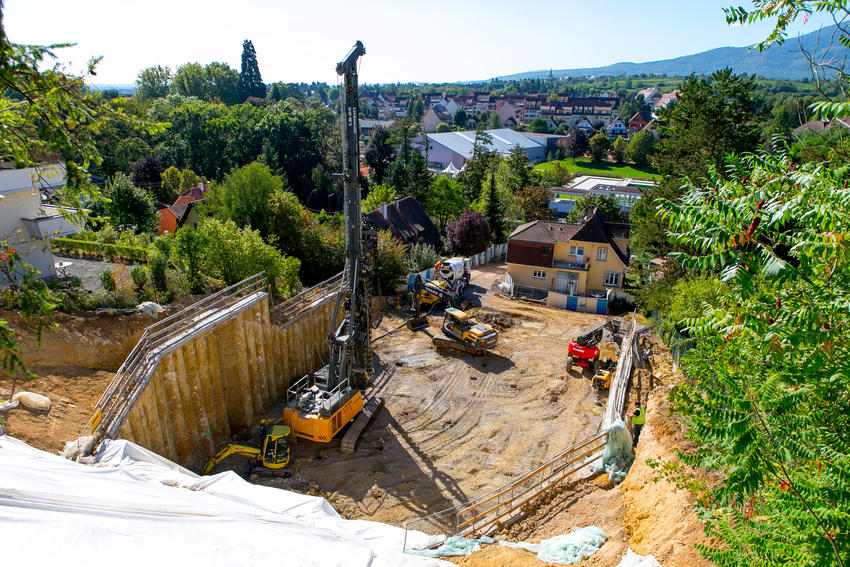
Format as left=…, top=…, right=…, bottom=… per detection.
left=381, top=203, right=388, bottom=220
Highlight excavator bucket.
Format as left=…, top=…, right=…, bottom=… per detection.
left=408, top=315, right=428, bottom=331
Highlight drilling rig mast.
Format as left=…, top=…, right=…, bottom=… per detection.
left=283, top=41, right=376, bottom=443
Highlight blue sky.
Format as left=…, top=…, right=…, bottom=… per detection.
left=5, top=0, right=836, bottom=85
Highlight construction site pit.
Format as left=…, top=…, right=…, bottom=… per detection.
left=225, top=263, right=626, bottom=529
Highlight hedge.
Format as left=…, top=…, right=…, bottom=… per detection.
left=52, top=237, right=149, bottom=263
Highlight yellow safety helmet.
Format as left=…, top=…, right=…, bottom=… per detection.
left=260, top=419, right=266, bottom=424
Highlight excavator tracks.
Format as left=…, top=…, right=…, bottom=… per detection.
left=340, top=396, right=384, bottom=454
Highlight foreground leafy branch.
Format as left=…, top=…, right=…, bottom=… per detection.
left=657, top=149, right=850, bottom=566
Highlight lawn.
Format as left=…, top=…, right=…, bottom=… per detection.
left=535, top=158, right=662, bottom=181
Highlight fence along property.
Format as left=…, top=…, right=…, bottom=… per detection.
left=403, top=311, right=642, bottom=551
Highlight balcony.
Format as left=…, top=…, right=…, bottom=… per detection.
left=552, top=259, right=589, bottom=271
left=21, top=206, right=84, bottom=240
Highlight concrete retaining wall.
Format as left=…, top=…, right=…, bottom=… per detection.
left=118, top=293, right=342, bottom=469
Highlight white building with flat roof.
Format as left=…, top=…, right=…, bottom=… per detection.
left=0, top=165, right=82, bottom=280
left=549, top=175, right=656, bottom=217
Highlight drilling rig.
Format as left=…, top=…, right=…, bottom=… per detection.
left=283, top=41, right=378, bottom=444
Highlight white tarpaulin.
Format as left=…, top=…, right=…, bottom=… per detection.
left=0, top=435, right=448, bottom=566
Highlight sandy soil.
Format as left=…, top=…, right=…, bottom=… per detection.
left=0, top=309, right=151, bottom=453
left=246, top=263, right=628, bottom=530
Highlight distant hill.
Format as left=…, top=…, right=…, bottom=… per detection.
left=498, top=26, right=836, bottom=81
left=89, top=83, right=136, bottom=95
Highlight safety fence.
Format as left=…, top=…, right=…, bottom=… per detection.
left=81, top=272, right=269, bottom=447
left=403, top=430, right=608, bottom=550
left=406, top=243, right=507, bottom=289
left=270, top=272, right=343, bottom=325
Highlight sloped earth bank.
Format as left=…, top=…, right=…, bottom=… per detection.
left=0, top=309, right=151, bottom=453
left=450, top=330, right=711, bottom=566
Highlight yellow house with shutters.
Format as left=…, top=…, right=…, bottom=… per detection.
left=505, top=209, right=630, bottom=313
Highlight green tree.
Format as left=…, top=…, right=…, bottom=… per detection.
left=456, top=126, right=496, bottom=202
left=426, top=175, right=467, bottom=231
left=375, top=230, right=407, bottom=294
left=487, top=111, right=501, bottom=130
left=652, top=68, right=765, bottom=183
left=104, top=173, right=158, bottom=234
left=567, top=128, right=588, bottom=158
left=565, top=194, right=624, bottom=223
left=136, top=65, right=172, bottom=99
left=362, top=183, right=398, bottom=212
left=454, top=108, right=467, bottom=129
left=588, top=132, right=610, bottom=162
left=174, top=225, right=207, bottom=293
left=626, top=130, right=656, bottom=166
left=239, top=39, right=266, bottom=100
left=611, top=136, right=628, bottom=163
left=481, top=172, right=506, bottom=242
left=408, top=98, right=424, bottom=122
left=435, top=122, right=451, bottom=133
left=131, top=156, right=163, bottom=200
left=528, top=118, right=549, bottom=133
left=171, top=63, right=207, bottom=99
left=385, top=140, right=432, bottom=203
left=196, top=218, right=299, bottom=296
left=515, top=185, right=551, bottom=221
left=363, top=125, right=395, bottom=184
left=498, top=144, right=534, bottom=195
left=204, top=161, right=286, bottom=238
left=656, top=149, right=850, bottom=566
left=407, top=243, right=439, bottom=272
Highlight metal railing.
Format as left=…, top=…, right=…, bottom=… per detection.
left=403, top=430, right=608, bottom=550
left=270, top=272, right=343, bottom=324
left=81, top=272, right=269, bottom=447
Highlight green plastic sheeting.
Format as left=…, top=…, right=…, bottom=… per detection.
left=499, top=526, right=607, bottom=564
left=407, top=535, right=495, bottom=558
left=603, top=419, right=634, bottom=484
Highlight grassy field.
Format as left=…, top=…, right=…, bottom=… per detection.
left=535, top=158, right=662, bottom=181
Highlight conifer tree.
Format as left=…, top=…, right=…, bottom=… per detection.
left=239, top=39, right=266, bottom=101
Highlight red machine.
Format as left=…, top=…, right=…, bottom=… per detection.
left=565, top=320, right=618, bottom=372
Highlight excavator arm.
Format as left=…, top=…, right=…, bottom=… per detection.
left=203, top=444, right=261, bottom=475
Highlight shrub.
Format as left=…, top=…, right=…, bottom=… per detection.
left=130, top=265, right=148, bottom=295
left=375, top=231, right=407, bottom=295
left=446, top=210, right=491, bottom=256
left=99, top=268, right=117, bottom=293
left=407, top=243, right=439, bottom=273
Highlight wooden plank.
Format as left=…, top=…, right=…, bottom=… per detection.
left=340, top=396, right=384, bottom=454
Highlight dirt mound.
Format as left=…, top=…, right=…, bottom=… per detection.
left=1, top=309, right=155, bottom=454
left=620, top=387, right=710, bottom=566
left=0, top=370, right=115, bottom=453
left=472, top=310, right=518, bottom=330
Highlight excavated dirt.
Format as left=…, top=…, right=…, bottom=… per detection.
left=0, top=309, right=151, bottom=453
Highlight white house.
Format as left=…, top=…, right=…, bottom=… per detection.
left=0, top=165, right=82, bottom=280
left=605, top=118, right=628, bottom=138
left=548, top=175, right=657, bottom=217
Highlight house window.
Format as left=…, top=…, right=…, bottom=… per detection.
left=541, top=247, right=549, bottom=257
left=597, top=247, right=607, bottom=261
left=532, top=270, right=546, bottom=279
left=604, top=271, right=621, bottom=287
left=568, top=245, right=585, bottom=256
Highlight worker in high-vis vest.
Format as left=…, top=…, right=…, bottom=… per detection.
left=631, top=400, right=646, bottom=447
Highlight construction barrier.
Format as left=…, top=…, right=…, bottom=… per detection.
left=603, top=311, right=639, bottom=429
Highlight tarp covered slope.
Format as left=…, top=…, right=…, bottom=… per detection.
left=0, top=435, right=448, bottom=566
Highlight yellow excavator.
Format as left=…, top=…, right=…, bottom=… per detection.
left=203, top=424, right=291, bottom=475
left=435, top=307, right=499, bottom=357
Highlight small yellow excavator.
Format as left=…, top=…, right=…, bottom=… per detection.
left=434, top=307, right=499, bottom=356
left=203, top=424, right=291, bottom=475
